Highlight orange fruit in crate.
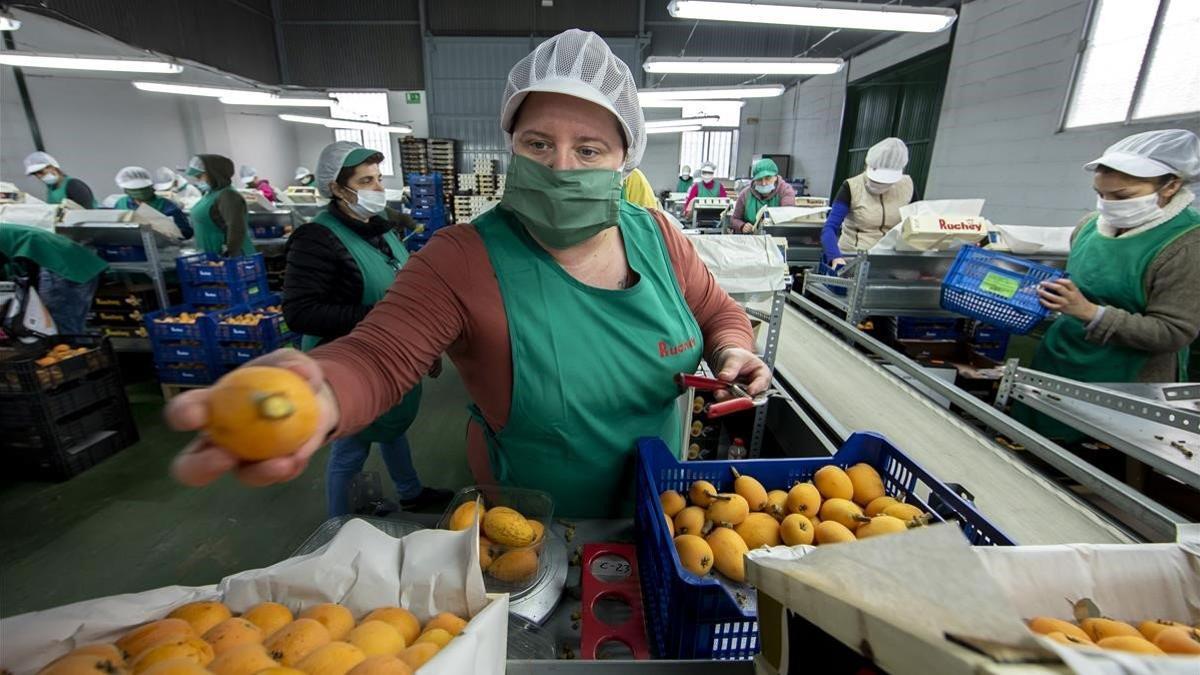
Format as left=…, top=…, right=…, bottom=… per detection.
left=205, top=366, right=320, bottom=461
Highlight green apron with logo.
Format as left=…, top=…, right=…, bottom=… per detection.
left=744, top=190, right=782, bottom=226
left=696, top=181, right=721, bottom=198
left=470, top=202, right=703, bottom=518
left=676, top=177, right=694, bottom=194
left=1025, top=208, right=1200, bottom=440
left=300, top=209, right=423, bottom=443
left=192, top=187, right=256, bottom=256
left=46, top=177, right=95, bottom=208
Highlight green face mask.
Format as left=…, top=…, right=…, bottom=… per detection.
left=125, top=187, right=156, bottom=202
left=499, top=154, right=622, bottom=249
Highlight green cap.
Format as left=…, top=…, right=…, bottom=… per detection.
left=752, top=158, right=779, bottom=181
left=343, top=147, right=381, bottom=168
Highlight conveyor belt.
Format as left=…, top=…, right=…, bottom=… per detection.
left=777, top=305, right=1132, bottom=545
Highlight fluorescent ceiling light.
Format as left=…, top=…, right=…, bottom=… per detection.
left=638, top=85, right=784, bottom=103
left=0, top=15, right=21, bottom=31
left=220, top=94, right=334, bottom=107
left=644, top=56, right=843, bottom=76
left=646, top=124, right=703, bottom=134
left=0, top=52, right=182, bottom=73
left=279, top=113, right=412, bottom=134
left=134, top=81, right=263, bottom=97
left=641, top=99, right=747, bottom=109
left=645, top=116, right=721, bottom=128
left=668, top=0, right=956, bottom=33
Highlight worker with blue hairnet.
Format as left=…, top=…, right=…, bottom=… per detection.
left=166, top=29, right=766, bottom=519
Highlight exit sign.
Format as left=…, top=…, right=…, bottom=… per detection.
left=406, top=92, right=421, bottom=104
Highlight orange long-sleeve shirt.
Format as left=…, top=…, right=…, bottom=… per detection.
left=311, top=211, right=754, bottom=480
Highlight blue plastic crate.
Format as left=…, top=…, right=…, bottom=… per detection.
left=151, top=340, right=210, bottom=364
left=176, top=252, right=266, bottom=285
left=155, top=361, right=221, bottom=385
left=252, top=223, right=287, bottom=239
left=892, top=317, right=962, bottom=340
left=406, top=173, right=443, bottom=188
left=183, top=275, right=269, bottom=306
left=940, top=246, right=1063, bottom=335
left=144, top=305, right=215, bottom=341
left=410, top=206, right=445, bottom=220
left=635, top=432, right=1013, bottom=661
left=411, top=196, right=441, bottom=208
left=216, top=334, right=297, bottom=365
left=96, top=244, right=147, bottom=262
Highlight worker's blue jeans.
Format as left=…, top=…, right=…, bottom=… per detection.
left=38, top=270, right=99, bottom=335
left=326, top=434, right=423, bottom=517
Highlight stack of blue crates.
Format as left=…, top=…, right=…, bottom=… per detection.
left=967, top=320, right=1012, bottom=362
left=175, top=252, right=270, bottom=307
left=406, top=172, right=446, bottom=251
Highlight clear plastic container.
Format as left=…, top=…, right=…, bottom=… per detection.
left=437, top=485, right=555, bottom=597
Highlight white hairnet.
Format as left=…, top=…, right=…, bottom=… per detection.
left=152, top=167, right=178, bottom=191
left=115, top=166, right=154, bottom=190
left=500, top=29, right=645, bottom=172
left=700, top=163, right=716, bottom=175
left=238, top=165, right=258, bottom=185
left=315, top=140, right=380, bottom=199
left=1084, top=129, right=1200, bottom=182
left=294, top=166, right=313, bottom=181
left=23, top=151, right=59, bottom=175
left=865, top=137, right=909, bottom=184
left=680, top=164, right=692, bottom=175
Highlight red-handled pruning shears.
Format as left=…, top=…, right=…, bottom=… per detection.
left=676, top=373, right=782, bottom=419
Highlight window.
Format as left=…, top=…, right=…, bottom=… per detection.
left=680, top=130, right=739, bottom=178
left=1063, top=0, right=1200, bottom=129
left=330, top=92, right=395, bottom=176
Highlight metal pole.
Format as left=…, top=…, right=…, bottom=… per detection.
left=3, top=31, right=44, bottom=151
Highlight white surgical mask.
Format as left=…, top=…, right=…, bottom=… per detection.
left=40, top=173, right=59, bottom=186
left=1096, top=192, right=1164, bottom=230
left=865, top=179, right=891, bottom=195
left=347, top=188, right=387, bottom=218
left=754, top=183, right=775, bottom=195
left=195, top=180, right=210, bottom=194
left=701, top=173, right=715, bottom=182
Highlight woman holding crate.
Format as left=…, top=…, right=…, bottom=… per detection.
left=165, top=30, right=767, bottom=518
left=1027, top=130, right=1200, bottom=438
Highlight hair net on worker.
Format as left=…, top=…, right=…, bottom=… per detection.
left=752, top=158, right=779, bottom=180
left=294, top=166, right=313, bottom=181
left=115, top=166, right=154, bottom=190
left=239, top=165, right=258, bottom=185
left=1084, top=129, right=1200, bottom=183
left=700, top=163, right=716, bottom=176
left=680, top=164, right=692, bottom=176
left=152, top=167, right=178, bottom=191
left=314, top=141, right=383, bottom=199
left=500, top=28, right=645, bottom=173
left=865, top=138, right=909, bottom=184
left=23, top=151, right=59, bottom=175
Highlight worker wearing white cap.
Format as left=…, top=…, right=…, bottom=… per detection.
left=152, top=166, right=203, bottom=209
left=1024, top=130, right=1200, bottom=439
left=290, top=166, right=315, bottom=188
left=22, top=151, right=96, bottom=207
left=676, top=164, right=693, bottom=194
left=166, top=29, right=766, bottom=519
left=683, top=161, right=727, bottom=217
left=238, top=164, right=278, bottom=202
left=821, top=137, right=915, bottom=268
left=114, top=166, right=193, bottom=239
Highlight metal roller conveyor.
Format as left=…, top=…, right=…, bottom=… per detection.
left=776, top=297, right=1137, bottom=545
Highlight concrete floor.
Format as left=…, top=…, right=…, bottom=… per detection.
left=0, top=362, right=473, bottom=618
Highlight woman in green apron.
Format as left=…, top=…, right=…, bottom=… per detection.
left=683, top=162, right=727, bottom=220
left=0, top=222, right=108, bottom=334
left=185, top=154, right=255, bottom=256
left=729, top=158, right=798, bottom=234
left=1026, top=130, right=1200, bottom=441
left=284, top=141, right=448, bottom=516
left=166, top=30, right=770, bottom=519
left=676, top=165, right=694, bottom=194
left=113, top=166, right=193, bottom=239
left=22, top=151, right=96, bottom=207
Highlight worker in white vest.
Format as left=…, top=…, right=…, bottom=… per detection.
left=821, top=137, right=915, bottom=268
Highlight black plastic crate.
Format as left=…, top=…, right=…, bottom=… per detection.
left=0, top=372, right=124, bottom=426
left=0, top=336, right=115, bottom=395
left=3, top=399, right=129, bottom=452
left=6, top=427, right=136, bottom=481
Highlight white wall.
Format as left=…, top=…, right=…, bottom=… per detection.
left=925, top=0, right=1200, bottom=226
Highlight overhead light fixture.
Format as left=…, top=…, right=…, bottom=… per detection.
left=638, top=85, right=784, bottom=103
left=279, top=113, right=412, bottom=134
left=644, top=56, right=844, bottom=76
left=646, top=124, right=704, bottom=135
left=0, top=13, right=21, bottom=31
left=0, top=52, right=182, bottom=73
left=645, top=116, right=721, bottom=128
left=641, top=99, right=747, bottom=109
left=134, top=81, right=262, bottom=97
left=668, top=0, right=956, bottom=33
left=220, top=94, right=334, bottom=107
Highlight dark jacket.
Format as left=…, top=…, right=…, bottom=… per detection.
left=197, top=154, right=249, bottom=254
left=282, top=203, right=415, bottom=341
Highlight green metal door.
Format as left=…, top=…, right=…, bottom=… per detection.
left=833, top=47, right=950, bottom=199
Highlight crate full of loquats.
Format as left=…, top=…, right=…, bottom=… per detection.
left=635, top=431, right=1013, bottom=660
left=0, top=520, right=508, bottom=675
